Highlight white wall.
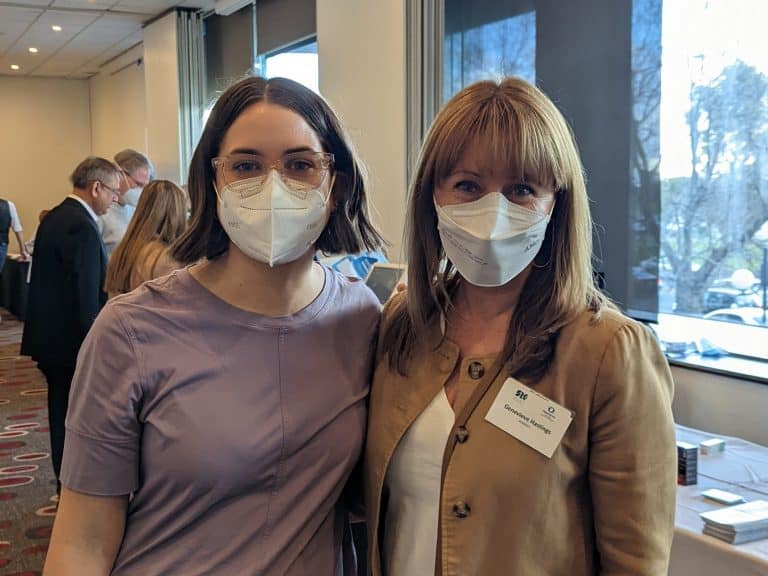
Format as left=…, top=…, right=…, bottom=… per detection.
left=90, top=45, right=147, bottom=160
left=0, top=76, right=91, bottom=240
left=316, top=0, right=407, bottom=259
left=672, top=366, right=768, bottom=446
left=143, top=12, right=182, bottom=183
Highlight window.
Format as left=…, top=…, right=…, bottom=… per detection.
left=632, top=0, right=768, bottom=361
left=417, top=0, right=768, bottom=372
left=264, top=40, right=319, bottom=93
left=443, top=0, right=535, bottom=101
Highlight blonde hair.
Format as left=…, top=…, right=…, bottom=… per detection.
left=382, top=78, right=606, bottom=379
left=105, top=180, right=188, bottom=296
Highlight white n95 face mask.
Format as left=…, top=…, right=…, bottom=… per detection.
left=122, top=187, right=142, bottom=207
left=435, top=192, right=552, bottom=287
left=217, top=170, right=329, bottom=267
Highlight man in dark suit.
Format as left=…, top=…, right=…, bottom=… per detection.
left=21, top=157, right=121, bottom=492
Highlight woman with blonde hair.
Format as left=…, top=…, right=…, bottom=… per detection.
left=105, top=179, right=187, bottom=298
left=364, top=78, right=676, bottom=575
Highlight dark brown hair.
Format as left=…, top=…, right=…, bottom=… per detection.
left=172, top=76, right=384, bottom=263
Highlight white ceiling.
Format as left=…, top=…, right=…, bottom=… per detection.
left=0, top=0, right=211, bottom=79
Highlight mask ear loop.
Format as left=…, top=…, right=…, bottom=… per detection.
left=324, top=172, right=336, bottom=206
left=532, top=228, right=555, bottom=269
left=532, top=198, right=557, bottom=269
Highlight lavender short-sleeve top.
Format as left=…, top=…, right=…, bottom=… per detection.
left=61, top=266, right=380, bottom=575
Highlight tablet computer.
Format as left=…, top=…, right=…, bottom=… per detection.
left=364, top=263, right=406, bottom=304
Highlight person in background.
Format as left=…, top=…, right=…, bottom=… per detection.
left=0, top=197, right=31, bottom=266
left=44, top=76, right=383, bottom=576
left=100, top=148, right=154, bottom=257
left=22, top=209, right=51, bottom=257
left=104, top=179, right=187, bottom=299
left=365, top=78, right=677, bottom=575
left=21, top=157, right=120, bottom=494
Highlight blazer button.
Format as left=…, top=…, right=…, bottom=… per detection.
left=455, top=426, right=469, bottom=444
left=453, top=501, right=471, bottom=518
left=468, top=361, right=484, bottom=379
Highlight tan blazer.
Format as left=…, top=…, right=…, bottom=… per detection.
left=364, top=304, right=676, bottom=576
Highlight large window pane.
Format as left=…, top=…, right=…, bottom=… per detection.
left=633, top=0, right=768, bottom=357
left=264, top=40, right=319, bottom=93
left=443, top=0, right=535, bottom=102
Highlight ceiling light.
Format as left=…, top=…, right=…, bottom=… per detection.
left=28, top=47, right=38, bottom=53
left=52, top=25, right=62, bottom=32
left=10, top=64, right=20, bottom=70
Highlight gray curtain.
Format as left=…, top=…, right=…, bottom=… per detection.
left=177, top=10, right=205, bottom=183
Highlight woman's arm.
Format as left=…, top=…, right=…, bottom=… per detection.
left=43, top=488, right=129, bottom=576
left=48, top=303, right=144, bottom=574
left=589, top=322, right=677, bottom=576
left=13, top=229, right=30, bottom=260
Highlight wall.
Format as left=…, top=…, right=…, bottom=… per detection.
left=89, top=45, right=147, bottom=161
left=143, top=12, right=182, bottom=183
left=0, top=76, right=91, bottom=240
left=316, top=0, right=407, bottom=260
left=672, top=366, right=768, bottom=446
left=537, top=0, right=633, bottom=309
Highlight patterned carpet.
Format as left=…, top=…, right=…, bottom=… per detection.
left=0, top=311, right=54, bottom=576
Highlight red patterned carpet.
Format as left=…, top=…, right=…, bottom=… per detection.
left=0, top=311, right=54, bottom=576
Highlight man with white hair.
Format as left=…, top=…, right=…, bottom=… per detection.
left=100, top=148, right=155, bottom=257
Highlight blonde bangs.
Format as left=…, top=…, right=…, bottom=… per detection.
left=431, top=83, right=570, bottom=192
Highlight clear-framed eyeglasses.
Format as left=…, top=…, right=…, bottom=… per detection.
left=211, top=151, right=334, bottom=197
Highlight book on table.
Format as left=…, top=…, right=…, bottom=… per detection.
left=700, top=500, right=768, bottom=544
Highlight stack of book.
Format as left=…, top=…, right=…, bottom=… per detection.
left=700, top=500, right=768, bottom=544
left=677, top=441, right=698, bottom=485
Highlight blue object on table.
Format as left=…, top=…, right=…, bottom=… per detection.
left=325, top=251, right=388, bottom=279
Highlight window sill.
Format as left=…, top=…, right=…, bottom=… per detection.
left=666, top=353, right=768, bottom=385
left=644, top=313, right=768, bottom=385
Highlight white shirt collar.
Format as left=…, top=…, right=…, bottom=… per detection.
left=67, top=194, right=98, bottom=223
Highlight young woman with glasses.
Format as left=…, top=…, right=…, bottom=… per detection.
left=44, top=77, right=383, bottom=575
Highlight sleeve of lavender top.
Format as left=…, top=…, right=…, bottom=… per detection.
left=60, top=302, right=144, bottom=496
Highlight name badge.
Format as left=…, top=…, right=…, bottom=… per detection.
left=485, top=378, right=574, bottom=458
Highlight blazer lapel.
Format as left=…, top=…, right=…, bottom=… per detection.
left=385, top=324, right=460, bottom=446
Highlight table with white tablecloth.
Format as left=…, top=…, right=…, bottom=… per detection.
left=670, top=425, right=768, bottom=576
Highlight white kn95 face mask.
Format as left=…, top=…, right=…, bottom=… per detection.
left=435, top=192, right=552, bottom=287
left=217, top=170, right=329, bottom=267
left=121, top=187, right=142, bottom=207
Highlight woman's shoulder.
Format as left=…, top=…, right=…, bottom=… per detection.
left=110, top=268, right=192, bottom=316
left=564, top=305, right=650, bottom=342
left=556, top=306, right=661, bottom=371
